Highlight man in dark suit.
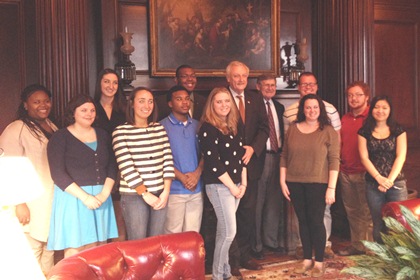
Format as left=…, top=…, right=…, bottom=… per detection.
left=251, top=74, right=286, bottom=260
left=226, top=61, right=269, bottom=273
left=157, top=65, right=207, bottom=121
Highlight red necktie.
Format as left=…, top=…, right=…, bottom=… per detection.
left=237, top=95, right=245, bottom=122
left=266, top=101, right=278, bottom=152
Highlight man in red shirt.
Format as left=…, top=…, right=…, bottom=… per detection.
left=338, top=81, right=373, bottom=256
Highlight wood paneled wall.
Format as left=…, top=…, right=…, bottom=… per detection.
left=1, top=0, right=419, bottom=145
left=36, top=0, right=99, bottom=125
left=0, top=0, right=37, bottom=132
left=374, top=0, right=420, bottom=144
left=312, top=0, right=420, bottom=146
left=313, top=0, right=374, bottom=114
left=0, top=0, right=100, bottom=130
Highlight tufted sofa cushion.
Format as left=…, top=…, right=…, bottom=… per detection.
left=382, top=198, right=420, bottom=231
left=48, top=231, right=205, bottom=280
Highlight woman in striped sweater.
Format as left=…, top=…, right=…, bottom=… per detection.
left=112, top=87, right=175, bottom=240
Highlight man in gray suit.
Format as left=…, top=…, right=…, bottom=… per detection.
left=252, top=74, right=286, bottom=260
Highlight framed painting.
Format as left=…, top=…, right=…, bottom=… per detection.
left=149, top=0, right=280, bottom=77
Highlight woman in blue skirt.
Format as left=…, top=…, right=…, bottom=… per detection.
left=47, top=94, right=118, bottom=257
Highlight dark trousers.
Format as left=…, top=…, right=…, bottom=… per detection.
left=229, top=178, right=258, bottom=266
left=254, top=153, right=285, bottom=252
left=288, top=182, right=327, bottom=262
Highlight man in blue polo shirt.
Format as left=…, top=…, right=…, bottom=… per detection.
left=160, top=85, right=203, bottom=233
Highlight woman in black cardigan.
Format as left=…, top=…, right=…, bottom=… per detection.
left=47, top=94, right=118, bottom=257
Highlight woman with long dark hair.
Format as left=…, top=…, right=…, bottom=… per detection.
left=358, top=95, right=407, bottom=243
left=93, top=68, right=126, bottom=133
left=0, top=84, right=58, bottom=275
left=93, top=68, right=127, bottom=241
left=112, top=87, right=174, bottom=240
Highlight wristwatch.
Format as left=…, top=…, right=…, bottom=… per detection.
left=135, top=185, right=148, bottom=196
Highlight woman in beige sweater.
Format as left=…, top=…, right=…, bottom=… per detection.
left=0, top=84, right=58, bottom=275
left=280, top=94, right=340, bottom=278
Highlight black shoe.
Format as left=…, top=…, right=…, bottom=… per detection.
left=205, top=265, right=212, bottom=275
left=240, top=259, right=262, bottom=270
left=250, top=250, right=265, bottom=260
left=265, top=246, right=286, bottom=254
left=338, top=246, right=364, bottom=256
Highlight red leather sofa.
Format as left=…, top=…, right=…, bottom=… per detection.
left=47, top=231, right=206, bottom=280
left=382, top=198, right=420, bottom=231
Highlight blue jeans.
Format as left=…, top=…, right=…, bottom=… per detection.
left=366, top=180, right=407, bottom=243
left=206, top=184, right=240, bottom=280
left=120, top=194, right=167, bottom=240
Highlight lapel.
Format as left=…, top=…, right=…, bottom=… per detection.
left=272, top=99, right=285, bottom=148
left=227, top=87, right=246, bottom=130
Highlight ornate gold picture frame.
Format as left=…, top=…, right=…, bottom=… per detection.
left=149, top=0, right=280, bottom=77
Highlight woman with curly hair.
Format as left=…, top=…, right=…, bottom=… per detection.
left=0, top=84, right=58, bottom=275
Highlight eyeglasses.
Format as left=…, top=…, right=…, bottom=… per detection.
left=347, top=93, right=365, bottom=99
left=300, top=83, right=317, bottom=87
left=178, top=74, right=197, bottom=79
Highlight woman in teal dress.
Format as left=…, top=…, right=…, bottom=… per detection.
left=47, top=94, right=118, bottom=257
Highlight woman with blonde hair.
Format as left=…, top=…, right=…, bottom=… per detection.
left=199, top=87, right=247, bottom=280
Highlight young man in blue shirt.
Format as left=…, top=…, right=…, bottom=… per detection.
left=160, top=85, right=204, bottom=233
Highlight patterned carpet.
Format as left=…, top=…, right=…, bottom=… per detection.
left=204, top=255, right=366, bottom=279
left=240, top=256, right=365, bottom=280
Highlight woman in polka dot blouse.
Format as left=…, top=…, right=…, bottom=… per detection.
left=199, top=87, right=247, bottom=280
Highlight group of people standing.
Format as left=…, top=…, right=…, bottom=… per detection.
left=0, top=60, right=408, bottom=280
left=281, top=73, right=407, bottom=277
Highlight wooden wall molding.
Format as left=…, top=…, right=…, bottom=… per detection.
left=36, top=0, right=90, bottom=124
left=374, top=0, right=420, bottom=11
left=313, top=0, right=374, bottom=114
